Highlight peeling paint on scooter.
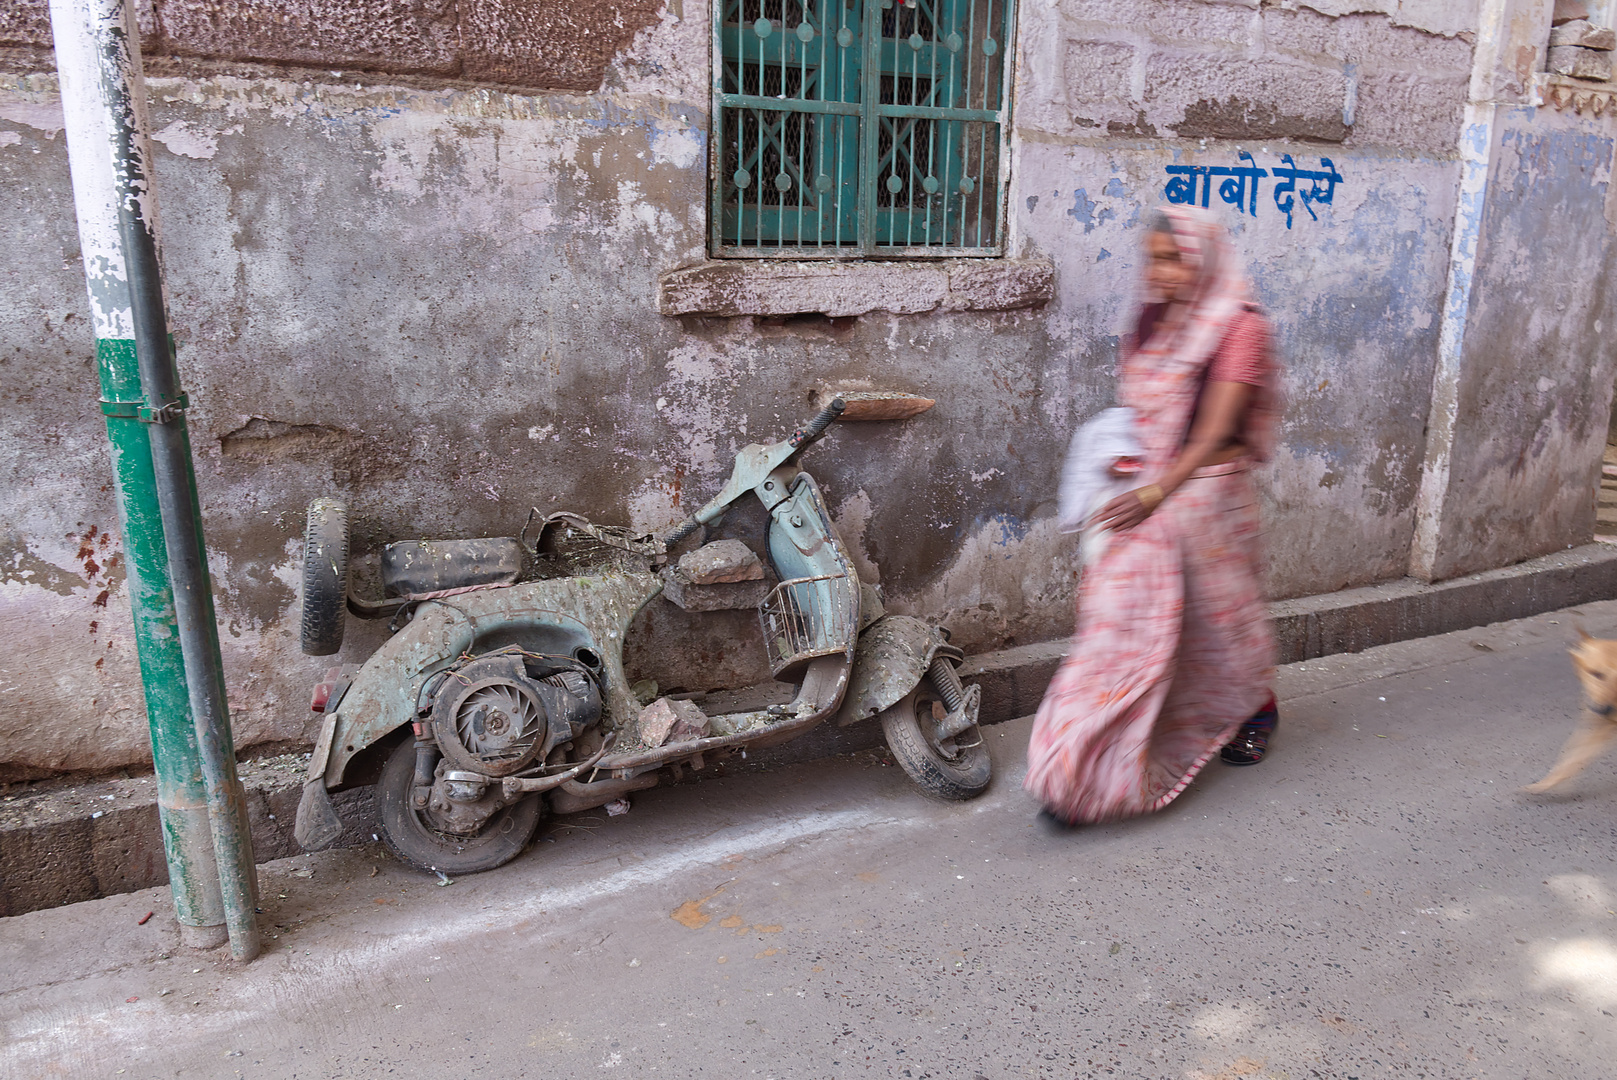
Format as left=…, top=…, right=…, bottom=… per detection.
left=835, top=616, right=960, bottom=727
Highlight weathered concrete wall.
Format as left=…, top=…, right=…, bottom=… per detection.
left=1417, top=105, right=1617, bottom=580
left=1015, top=0, right=1477, bottom=592
left=1014, top=142, right=1462, bottom=591
left=1405, top=0, right=1617, bottom=582
left=18, top=0, right=1603, bottom=782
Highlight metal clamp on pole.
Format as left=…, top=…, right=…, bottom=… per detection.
left=98, top=393, right=188, bottom=423
left=140, top=394, right=187, bottom=424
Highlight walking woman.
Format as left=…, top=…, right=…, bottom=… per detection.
left=1026, top=206, right=1281, bottom=825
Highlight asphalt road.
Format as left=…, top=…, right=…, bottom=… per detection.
left=6, top=602, right=1617, bottom=1080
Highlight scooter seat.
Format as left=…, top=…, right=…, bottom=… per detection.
left=380, top=537, right=526, bottom=598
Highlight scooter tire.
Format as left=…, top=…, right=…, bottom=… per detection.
left=878, top=677, right=992, bottom=802
left=376, top=737, right=543, bottom=875
left=300, top=497, right=349, bottom=656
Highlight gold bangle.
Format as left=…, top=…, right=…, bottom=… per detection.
left=1135, top=484, right=1165, bottom=512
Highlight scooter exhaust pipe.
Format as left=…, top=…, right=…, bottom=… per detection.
left=499, top=733, right=618, bottom=797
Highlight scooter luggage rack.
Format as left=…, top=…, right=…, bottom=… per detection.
left=759, top=573, right=854, bottom=677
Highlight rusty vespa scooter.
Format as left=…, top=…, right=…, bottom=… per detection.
left=293, top=396, right=989, bottom=874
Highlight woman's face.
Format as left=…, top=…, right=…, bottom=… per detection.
left=1144, top=228, right=1196, bottom=305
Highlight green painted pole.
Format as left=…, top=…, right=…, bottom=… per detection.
left=50, top=0, right=258, bottom=959
left=94, top=342, right=227, bottom=944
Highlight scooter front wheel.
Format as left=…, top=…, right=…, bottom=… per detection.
left=879, top=674, right=991, bottom=801
left=375, top=737, right=542, bottom=874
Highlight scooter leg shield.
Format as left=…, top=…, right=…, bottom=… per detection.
left=294, top=779, right=346, bottom=851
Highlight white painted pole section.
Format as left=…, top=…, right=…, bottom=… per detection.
left=48, top=0, right=140, bottom=343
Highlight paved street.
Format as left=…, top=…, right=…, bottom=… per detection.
left=6, top=602, right=1617, bottom=1080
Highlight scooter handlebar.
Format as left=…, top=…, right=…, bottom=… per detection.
left=661, top=397, right=846, bottom=549
left=789, top=398, right=846, bottom=449
left=662, top=515, right=703, bottom=548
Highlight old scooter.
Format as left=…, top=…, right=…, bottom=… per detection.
left=293, top=397, right=990, bottom=874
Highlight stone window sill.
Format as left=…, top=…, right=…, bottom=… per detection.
left=1537, top=72, right=1617, bottom=113
left=657, top=258, right=1056, bottom=318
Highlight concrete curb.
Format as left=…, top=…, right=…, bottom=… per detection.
left=0, top=757, right=376, bottom=920
left=6, top=542, right=1615, bottom=917
left=1269, top=543, right=1617, bottom=662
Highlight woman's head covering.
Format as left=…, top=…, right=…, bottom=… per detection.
left=1144, top=205, right=1253, bottom=362
left=1132, top=206, right=1281, bottom=462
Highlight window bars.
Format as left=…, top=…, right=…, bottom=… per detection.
left=712, top=0, right=1015, bottom=258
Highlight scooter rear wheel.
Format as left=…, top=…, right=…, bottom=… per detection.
left=376, top=737, right=542, bottom=874
left=878, top=673, right=991, bottom=801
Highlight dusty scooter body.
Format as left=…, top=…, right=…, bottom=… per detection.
left=294, top=398, right=988, bottom=874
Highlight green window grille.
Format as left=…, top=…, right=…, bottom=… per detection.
left=712, top=0, right=1015, bottom=258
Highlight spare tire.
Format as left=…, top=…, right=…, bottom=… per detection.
left=301, top=497, right=350, bottom=656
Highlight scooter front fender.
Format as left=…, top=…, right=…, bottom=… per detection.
left=314, top=571, right=663, bottom=790
left=835, top=615, right=962, bottom=727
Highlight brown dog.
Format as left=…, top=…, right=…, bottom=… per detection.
left=1525, top=629, right=1617, bottom=792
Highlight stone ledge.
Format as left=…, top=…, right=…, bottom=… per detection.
left=0, top=756, right=375, bottom=919
left=1537, top=72, right=1617, bottom=115
left=657, top=258, right=1056, bottom=318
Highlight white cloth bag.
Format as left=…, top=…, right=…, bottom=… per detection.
left=1058, top=407, right=1144, bottom=566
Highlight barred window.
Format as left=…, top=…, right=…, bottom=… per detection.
left=712, top=0, right=1015, bottom=258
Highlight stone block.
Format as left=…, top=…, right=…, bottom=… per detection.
left=661, top=567, right=775, bottom=612
left=945, top=260, right=1056, bottom=311
left=678, top=540, right=764, bottom=585
left=1553, top=0, right=1592, bottom=25
left=637, top=697, right=710, bottom=747
left=0, top=753, right=373, bottom=917
left=1549, top=44, right=1614, bottom=80
left=659, top=261, right=950, bottom=318
left=658, top=260, right=1054, bottom=318
left=458, top=0, right=665, bottom=91
left=1, top=0, right=156, bottom=49
left=1330, top=14, right=1477, bottom=76
left=156, top=0, right=461, bottom=77
left=1347, top=72, right=1468, bottom=155
left=1062, top=39, right=1136, bottom=105
left=1256, top=7, right=1336, bottom=62
left=1147, top=53, right=1349, bottom=143
left=1141, top=1, right=1257, bottom=46
left=1551, top=19, right=1616, bottom=50
left=0, top=0, right=51, bottom=48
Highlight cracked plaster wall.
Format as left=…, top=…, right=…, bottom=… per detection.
left=0, top=0, right=1598, bottom=777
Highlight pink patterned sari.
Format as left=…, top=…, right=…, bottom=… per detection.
left=1025, top=208, right=1279, bottom=823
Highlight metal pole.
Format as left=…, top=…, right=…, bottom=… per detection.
left=47, top=0, right=225, bottom=950
left=49, top=0, right=260, bottom=961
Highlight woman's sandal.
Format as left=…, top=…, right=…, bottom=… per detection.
left=1220, top=696, right=1278, bottom=766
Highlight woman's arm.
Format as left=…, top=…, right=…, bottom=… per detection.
left=1095, top=379, right=1252, bottom=532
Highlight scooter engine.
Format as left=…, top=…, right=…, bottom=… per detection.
left=428, top=651, right=601, bottom=777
